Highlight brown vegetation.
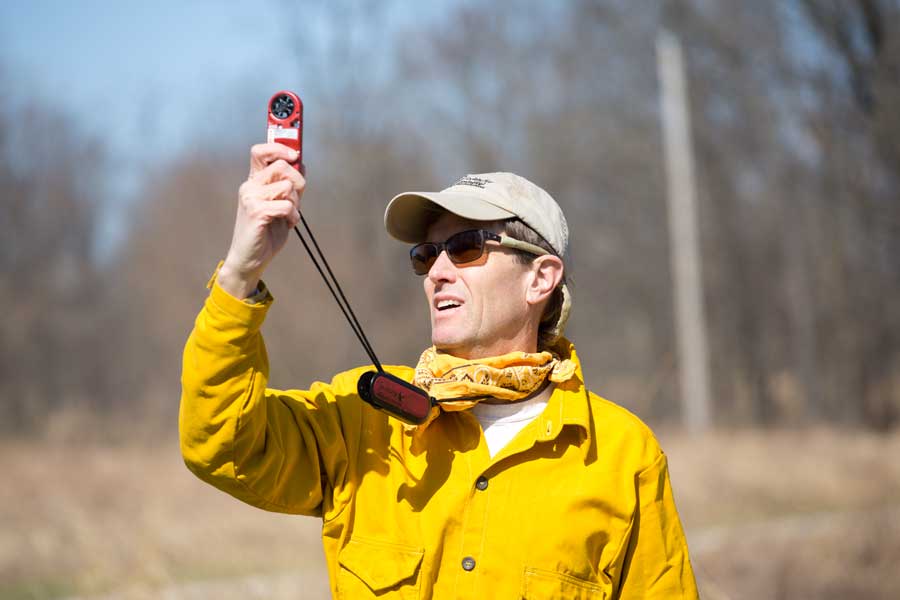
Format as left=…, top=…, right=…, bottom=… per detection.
left=1, top=428, right=898, bottom=599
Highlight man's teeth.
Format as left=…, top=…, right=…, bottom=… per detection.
left=437, top=300, right=460, bottom=310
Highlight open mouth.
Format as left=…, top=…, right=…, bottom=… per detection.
left=436, top=299, right=461, bottom=312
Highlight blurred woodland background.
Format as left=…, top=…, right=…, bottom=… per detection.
left=1, top=1, right=899, bottom=598
left=3, top=0, right=899, bottom=434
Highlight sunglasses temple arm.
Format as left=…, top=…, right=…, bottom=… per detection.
left=293, top=215, right=384, bottom=373
left=500, top=236, right=550, bottom=257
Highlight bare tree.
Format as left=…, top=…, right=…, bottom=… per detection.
left=0, top=84, right=108, bottom=432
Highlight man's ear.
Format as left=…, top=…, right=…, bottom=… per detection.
left=526, top=255, right=564, bottom=307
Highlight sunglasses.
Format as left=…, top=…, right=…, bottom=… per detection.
left=410, top=229, right=550, bottom=275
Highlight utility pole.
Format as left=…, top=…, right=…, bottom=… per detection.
left=656, top=30, right=712, bottom=432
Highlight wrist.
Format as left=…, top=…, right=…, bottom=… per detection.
left=216, top=261, right=260, bottom=300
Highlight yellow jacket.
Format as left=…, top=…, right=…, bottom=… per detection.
left=180, top=280, right=698, bottom=599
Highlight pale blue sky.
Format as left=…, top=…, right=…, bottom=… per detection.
left=0, top=1, right=439, bottom=253
left=2, top=2, right=316, bottom=158
left=1, top=2, right=447, bottom=157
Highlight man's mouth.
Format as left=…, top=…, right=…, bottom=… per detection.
left=436, top=300, right=461, bottom=311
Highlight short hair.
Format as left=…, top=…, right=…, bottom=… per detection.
left=503, top=218, right=569, bottom=349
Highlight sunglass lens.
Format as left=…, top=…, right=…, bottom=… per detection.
left=410, top=243, right=438, bottom=275
left=446, top=230, right=485, bottom=264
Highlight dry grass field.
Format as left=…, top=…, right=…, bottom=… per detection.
left=1, top=427, right=898, bottom=599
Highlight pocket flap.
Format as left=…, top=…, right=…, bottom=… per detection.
left=338, top=537, right=425, bottom=592
left=523, top=567, right=607, bottom=599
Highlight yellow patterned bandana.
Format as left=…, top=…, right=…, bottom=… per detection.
left=411, top=346, right=577, bottom=430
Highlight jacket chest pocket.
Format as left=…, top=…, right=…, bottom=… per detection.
left=522, top=567, right=608, bottom=599
left=337, top=536, right=424, bottom=600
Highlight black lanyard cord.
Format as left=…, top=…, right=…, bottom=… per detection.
left=290, top=214, right=435, bottom=426
left=292, top=214, right=384, bottom=372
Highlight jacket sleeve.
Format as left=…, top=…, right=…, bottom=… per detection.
left=179, top=279, right=357, bottom=517
left=615, top=450, right=699, bottom=599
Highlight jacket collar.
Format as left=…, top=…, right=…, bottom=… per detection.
left=533, top=338, right=594, bottom=459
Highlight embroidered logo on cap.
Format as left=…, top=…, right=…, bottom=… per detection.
left=452, top=175, right=493, bottom=189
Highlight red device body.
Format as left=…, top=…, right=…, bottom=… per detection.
left=267, top=90, right=303, bottom=170
left=357, top=371, right=434, bottom=426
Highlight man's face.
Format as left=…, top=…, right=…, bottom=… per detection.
left=422, top=212, right=535, bottom=359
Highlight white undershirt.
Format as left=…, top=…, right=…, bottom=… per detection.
left=471, top=395, right=549, bottom=458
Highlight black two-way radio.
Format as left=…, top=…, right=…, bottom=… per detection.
left=267, top=90, right=434, bottom=426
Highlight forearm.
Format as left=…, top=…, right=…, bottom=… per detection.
left=180, top=275, right=355, bottom=516
left=179, top=278, right=275, bottom=504
left=614, top=451, right=699, bottom=599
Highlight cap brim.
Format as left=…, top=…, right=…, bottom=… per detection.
left=384, top=191, right=516, bottom=243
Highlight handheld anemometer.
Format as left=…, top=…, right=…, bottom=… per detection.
left=267, top=90, right=434, bottom=425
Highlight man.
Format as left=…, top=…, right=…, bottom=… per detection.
left=180, top=143, right=698, bottom=598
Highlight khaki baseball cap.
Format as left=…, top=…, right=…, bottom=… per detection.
left=384, top=172, right=569, bottom=257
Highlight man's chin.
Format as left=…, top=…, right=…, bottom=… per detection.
left=432, top=340, right=462, bottom=354
left=431, top=336, right=469, bottom=357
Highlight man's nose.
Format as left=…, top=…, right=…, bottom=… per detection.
left=428, top=250, right=457, bottom=282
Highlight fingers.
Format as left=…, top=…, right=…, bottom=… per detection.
left=247, top=145, right=306, bottom=208
left=241, top=144, right=305, bottom=229
left=239, top=178, right=299, bottom=209
left=253, top=157, right=306, bottom=188
left=257, top=199, right=300, bottom=227
left=254, top=178, right=296, bottom=201
left=239, top=177, right=301, bottom=222
left=249, top=142, right=300, bottom=177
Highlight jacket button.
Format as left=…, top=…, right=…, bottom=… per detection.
left=475, top=476, right=489, bottom=491
left=462, top=556, right=476, bottom=571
